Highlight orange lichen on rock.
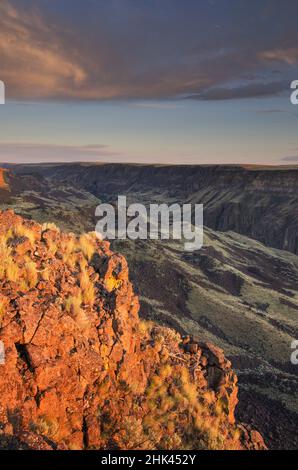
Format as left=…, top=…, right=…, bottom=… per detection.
left=0, top=210, right=266, bottom=450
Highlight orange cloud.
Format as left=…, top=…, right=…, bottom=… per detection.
left=0, top=0, right=87, bottom=99
left=259, top=48, right=298, bottom=65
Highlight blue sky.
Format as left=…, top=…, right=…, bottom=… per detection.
left=0, top=0, right=297, bottom=164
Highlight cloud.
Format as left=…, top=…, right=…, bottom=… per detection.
left=1, top=0, right=298, bottom=101
left=259, top=48, right=298, bottom=65
left=256, top=108, right=298, bottom=119
left=281, top=156, right=298, bottom=162
left=186, top=81, right=287, bottom=101
left=256, top=109, right=287, bottom=114
left=0, top=142, right=122, bottom=163
left=129, top=101, right=180, bottom=110
left=0, top=2, right=87, bottom=100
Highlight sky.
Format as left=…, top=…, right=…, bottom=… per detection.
left=0, top=0, right=298, bottom=165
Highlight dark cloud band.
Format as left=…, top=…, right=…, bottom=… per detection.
left=1, top=0, right=298, bottom=101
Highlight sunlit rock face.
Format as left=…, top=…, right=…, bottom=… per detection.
left=0, top=211, right=265, bottom=450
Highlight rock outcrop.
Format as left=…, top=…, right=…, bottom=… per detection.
left=0, top=211, right=266, bottom=450
left=0, top=169, right=9, bottom=190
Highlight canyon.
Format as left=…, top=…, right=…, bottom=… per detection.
left=0, top=210, right=265, bottom=450
left=0, top=163, right=297, bottom=449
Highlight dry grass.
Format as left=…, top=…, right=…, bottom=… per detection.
left=64, top=290, right=90, bottom=329
left=61, top=237, right=78, bottom=269
left=79, top=234, right=95, bottom=261
left=0, top=236, right=11, bottom=280
left=32, top=415, right=59, bottom=440
left=0, top=231, right=39, bottom=290
left=0, top=295, right=9, bottom=327
left=12, top=223, right=37, bottom=246
left=42, top=222, right=60, bottom=233
left=138, top=319, right=154, bottom=336
left=64, top=253, right=78, bottom=270
left=47, top=239, right=58, bottom=256
left=143, top=361, right=239, bottom=450
left=65, top=292, right=83, bottom=317
left=22, top=260, right=39, bottom=289
left=0, top=226, right=38, bottom=287
left=5, top=259, right=20, bottom=283
left=79, top=269, right=95, bottom=306
left=41, top=267, right=50, bottom=281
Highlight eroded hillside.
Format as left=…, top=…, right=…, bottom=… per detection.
left=12, top=163, right=298, bottom=254
left=115, top=231, right=298, bottom=449
left=0, top=211, right=265, bottom=450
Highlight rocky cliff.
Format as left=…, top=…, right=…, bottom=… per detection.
left=4, top=164, right=298, bottom=254
left=16, top=163, right=297, bottom=255
left=0, top=169, right=9, bottom=191
left=0, top=211, right=265, bottom=450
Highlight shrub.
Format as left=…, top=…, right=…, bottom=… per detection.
left=18, top=279, right=31, bottom=293
left=0, top=295, right=9, bottom=327
left=41, top=267, right=50, bottom=281
left=79, top=269, right=95, bottom=306
left=159, top=364, right=172, bottom=380
left=64, top=253, right=78, bottom=270
left=142, top=361, right=232, bottom=450
left=33, top=415, right=59, bottom=439
left=64, top=291, right=90, bottom=329
left=65, top=292, right=82, bottom=317
left=139, top=320, right=154, bottom=336
left=5, top=259, right=20, bottom=283
left=24, top=261, right=38, bottom=289
left=79, top=234, right=95, bottom=261
left=42, top=222, right=60, bottom=233
left=47, top=239, right=58, bottom=256
left=0, top=237, right=11, bottom=280
left=13, top=223, right=37, bottom=246
left=61, top=236, right=77, bottom=265
left=62, top=237, right=78, bottom=269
